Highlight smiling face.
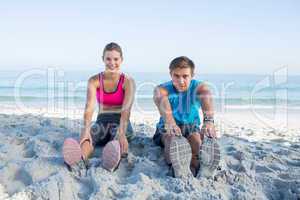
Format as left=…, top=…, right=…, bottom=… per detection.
left=103, top=50, right=123, bottom=73
left=170, top=67, right=193, bottom=92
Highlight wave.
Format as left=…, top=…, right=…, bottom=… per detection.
left=0, top=95, right=299, bottom=107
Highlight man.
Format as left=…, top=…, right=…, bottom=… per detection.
left=153, top=56, right=219, bottom=178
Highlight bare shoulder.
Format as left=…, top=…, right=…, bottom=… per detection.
left=197, top=81, right=211, bottom=93
left=123, top=73, right=135, bottom=82
left=88, top=74, right=100, bottom=87
left=123, top=73, right=136, bottom=88
left=154, top=85, right=168, bottom=96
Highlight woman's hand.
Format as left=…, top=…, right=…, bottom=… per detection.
left=118, top=133, right=128, bottom=156
left=79, top=130, right=93, bottom=147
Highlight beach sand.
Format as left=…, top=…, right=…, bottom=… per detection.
left=0, top=106, right=299, bottom=200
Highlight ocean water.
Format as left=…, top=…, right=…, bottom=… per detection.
left=0, top=70, right=300, bottom=113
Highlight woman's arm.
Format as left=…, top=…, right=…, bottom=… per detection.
left=80, top=76, right=97, bottom=144
left=118, top=75, right=136, bottom=153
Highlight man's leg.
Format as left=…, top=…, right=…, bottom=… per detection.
left=187, top=133, right=203, bottom=174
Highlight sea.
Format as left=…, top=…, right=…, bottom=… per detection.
left=0, top=69, right=299, bottom=115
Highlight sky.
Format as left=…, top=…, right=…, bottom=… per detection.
left=0, top=0, right=299, bottom=74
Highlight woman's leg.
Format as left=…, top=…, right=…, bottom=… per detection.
left=80, top=139, right=94, bottom=159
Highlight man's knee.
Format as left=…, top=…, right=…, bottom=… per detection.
left=188, top=133, right=202, bottom=145
left=187, top=133, right=202, bottom=154
left=161, top=133, right=173, bottom=146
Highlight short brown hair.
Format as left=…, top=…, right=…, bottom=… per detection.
left=102, top=42, right=123, bottom=59
left=169, top=56, right=195, bottom=74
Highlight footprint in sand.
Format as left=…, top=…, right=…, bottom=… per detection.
left=255, top=165, right=274, bottom=173
left=10, top=134, right=27, bottom=146
left=227, top=161, right=247, bottom=173
left=15, top=137, right=26, bottom=146
left=254, top=145, right=264, bottom=151
left=290, top=143, right=300, bottom=149
left=51, top=140, right=62, bottom=153
left=225, top=146, right=236, bottom=153
left=23, top=141, right=36, bottom=158
left=226, top=152, right=254, bottom=174
left=14, top=168, right=33, bottom=187
left=77, top=178, right=95, bottom=199
left=1, top=164, right=33, bottom=195
left=285, top=159, right=300, bottom=167
left=264, top=178, right=300, bottom=199
left=232, top=150, right=245, bottom=161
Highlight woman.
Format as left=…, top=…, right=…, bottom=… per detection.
left=63, top=42, right=135, bottom=172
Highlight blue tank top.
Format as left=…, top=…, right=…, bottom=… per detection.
left=156, top=79, right=202, bottom=128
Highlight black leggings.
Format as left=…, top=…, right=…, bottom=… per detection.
left=90, top=113, right=134, bottom=147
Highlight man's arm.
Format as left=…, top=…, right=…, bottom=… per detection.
left=197, top=83, right=216, bottom=138
left=153, top=86, right=181, bottom=135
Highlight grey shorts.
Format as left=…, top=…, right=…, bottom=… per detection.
left=153, top=123, right=201, bottom=147
left=90, top=113, right=134, bottom=147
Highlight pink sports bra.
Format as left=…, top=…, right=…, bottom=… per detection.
left=96, top=72, right=125, bottom=106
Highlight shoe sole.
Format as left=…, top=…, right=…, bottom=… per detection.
left=197, top=137, right=221, bottom=178
left=62, top=138, right=83, bottom=166
left=164, top=135, right=172, bottom=164
left=102, top=140, right=121, bottom=172
left=169, top=136, right=193, bottom=178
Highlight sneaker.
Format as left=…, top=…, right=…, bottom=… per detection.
left=63, top=138, right=84, bottom=166
left=63, top=138, right=89, bottom=177
left=169, top=135, right=193, bottom=179
left=102, top=140, right=121, bottom=172
left=197, top=137, right=221, bottom=178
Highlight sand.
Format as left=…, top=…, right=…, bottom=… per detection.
left=0, top=106, right=299, bottom=200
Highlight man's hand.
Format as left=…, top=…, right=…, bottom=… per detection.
left=165, top=123, right=182, bottom=136
left=201, top=122, right=216, bottom=138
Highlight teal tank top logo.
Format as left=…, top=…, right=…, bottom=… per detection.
left=157, top=79, right=202, bottom=128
